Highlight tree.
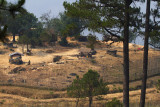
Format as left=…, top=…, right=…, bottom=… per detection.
left=67, top=76, right=83, bottom=107
left=123, top=0, right=130, bottom=106
left=7, top=12, right=38, bottom=42
left=139, top=0, right=160, bottom=107
left=40, top=12, right=86, bottom=46
left=87, top=34, right=98, bottom=51
left=67, top=69, right=109, bottom=107
left=0, top=0, right=26, bottom=42
left=63, top=0, right=141, bottom=106
left=148, top=2, right=160, bottom=49
left=18, top=34, right=29, bottom=53
left=82, top=69, right=109, bottom=107
left=40, top=11, right=57, bottom=43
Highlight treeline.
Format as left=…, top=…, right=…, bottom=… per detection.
left=1, top=9, right=85, bottom=47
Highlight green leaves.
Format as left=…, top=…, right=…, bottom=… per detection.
left=67, top=69, right=109, bottom=98
left=0, top=25, right=7, bottom=42
left=0, top=0, right=26, bottom=42
left=63, top=0, right=142, bottom=39
left=87, top=34, right=98, bottom=50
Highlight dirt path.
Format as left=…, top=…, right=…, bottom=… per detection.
left=0, top=48, right=79, bottom=67
left=22, top=48, right=79, bottom=64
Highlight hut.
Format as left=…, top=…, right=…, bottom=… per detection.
left=79, top=47, right=93, bottom=58
left=9, top=52, right=24, bottom=64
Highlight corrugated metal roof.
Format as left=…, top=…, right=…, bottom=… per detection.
left=9, top=52, right=24, bottom=57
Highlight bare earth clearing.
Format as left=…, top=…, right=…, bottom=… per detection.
left=0, top=41, right=160, bottom=106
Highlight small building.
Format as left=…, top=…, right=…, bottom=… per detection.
left=79, top=47, right=93, bottom=58
left=9, top=52, right=24, bottom=64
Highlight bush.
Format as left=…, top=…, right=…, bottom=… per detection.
left=156, top=79, right=160, bottom=90
left=96, top=96, right=104, bottom=100
left=105, top=98, right=123, bottom=107
left=77, top=36, right=88, bottom=42
left=59, top=36, right=68, bottom=46
left=90, top=59, right=96, bottom=64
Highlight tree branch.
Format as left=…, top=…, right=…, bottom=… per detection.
left=103, top=27, right=123, bottom=41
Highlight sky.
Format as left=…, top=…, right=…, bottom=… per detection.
left=24, top=0, right=76, bottom=18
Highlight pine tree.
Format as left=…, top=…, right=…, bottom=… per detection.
left=67, top=69, right=109, bottom=107
left=63, top=0, right=142, bottom=106
left=0, top=0, right=26, bottom=42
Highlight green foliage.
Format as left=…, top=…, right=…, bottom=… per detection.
left=40, top=31, right=52, bottom=43
left=156, top=79, right=160, bottom=90
left=87, top=34, right=98, bottom=50
left=118, top=87, right=123, bottom=92
left=146, top=2, right=160, bottom=49
left=82, top=69, right=109, bottom=96
left=59, top=36, right=68, bottom=46
left=18, top=35, right=29, bottom=44
left=105, top=98, right=123, bottom=107
left=96, top=96, right=104, bottom=100
left=50, top=91, right=54, bottom=95
left=67, top=76, right=83, bottom=98
left=90, top=59, right=96, bottom=64
left=63, top=0, right=142, bottom=39
left=67, top=69, right=109, bottom=106
left=7, top=12, right=38, bottom=35
left=40, top=12, right=84, bottom=38
left=76, top=35, right=88, bottom=42
left=0, top=0, right=26, bottom=42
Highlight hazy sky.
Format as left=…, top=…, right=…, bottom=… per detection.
left=24, top=0, right=76, bottom=18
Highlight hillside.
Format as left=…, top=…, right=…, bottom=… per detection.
left=0, top=40, right=160, bottom=106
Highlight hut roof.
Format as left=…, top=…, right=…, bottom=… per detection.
left=9, top=52, right=24, bottom=57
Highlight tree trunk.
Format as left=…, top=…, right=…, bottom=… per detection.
left=140, top=0, right=150, bottom=107
left=76, top=98, right=79, bottom=107
left=123, top=0, right=130, bottom=107
left=22, top=45, right=24, bottom=54
left=13, top=33, right=16, bottom=42
left=27, top=43, right=29, bottom=52
left=89, top=96, right=92, bottom=107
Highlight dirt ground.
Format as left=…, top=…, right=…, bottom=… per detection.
left=0, top=40, right=160, bottom=106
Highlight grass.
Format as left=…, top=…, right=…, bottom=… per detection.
left=0, top=86, right=66, bottom=99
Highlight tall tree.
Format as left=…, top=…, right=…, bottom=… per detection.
left=139, top=0, right=160, bottom=107
left=7, top=12, right=38, bottom=42
left=123, top=0, right=130, bottom=106
left=0, top=0, right=26, bottom=42
left=40, top=12, right=85, bottom=44
left=63, top=0, right=142, bottom=106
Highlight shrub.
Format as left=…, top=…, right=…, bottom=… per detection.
left=156, top=79, right=160, bottom=90
left=77, top=35, right=88, bottom=42
left=118, top=87, right=123, bottom=92
left=59, top=36, right=68, bottom=46
left=96, top=96, right=104, bottom=100
left=90, top=59, right=96, bottom=64
left=50, top=91, right=54, bottom=95
left=87, top=34, right=98, bottom=50
left=105, top=98, right=123, bottom=107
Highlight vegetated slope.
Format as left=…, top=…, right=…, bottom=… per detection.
left=0, top=87, right=159, bottom=106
